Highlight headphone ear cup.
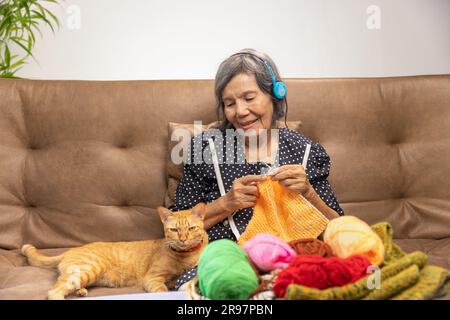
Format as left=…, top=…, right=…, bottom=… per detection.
left=273, top=81, right=287, bottom=100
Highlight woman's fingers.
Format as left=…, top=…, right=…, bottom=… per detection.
left=272, top=169, right=302, bottom=181
left=240, top=196, right=257, bottom=208
left=243, top=202, right=257, bottom=208
left=224, top=173, right=268, bottom=211
left=238, top=174, right=266, bottom=185
left=279, top=178, right=302, bottom=187
left=241, top=195, right=257, bottom=203
left=272, top=165, right=306, bottom=181
left=279, top=179, right=309, bottom=193
left=238, top=185, right=259, bottom=196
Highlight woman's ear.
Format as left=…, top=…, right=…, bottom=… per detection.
left=157, top=206, right=172, bottom=223
left=192, top=203, right=206, bottom=220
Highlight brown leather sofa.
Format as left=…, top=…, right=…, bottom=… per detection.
left=0, top=75, right=449, bottom=299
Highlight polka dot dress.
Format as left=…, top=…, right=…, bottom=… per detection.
left=169, top=128, right=344, bottom=289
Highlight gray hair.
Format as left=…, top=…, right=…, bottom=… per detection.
left=214, top=48, right=287, bottom=131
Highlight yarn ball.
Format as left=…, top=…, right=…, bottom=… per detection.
left=323, top=216, right=385, bottom=265
left=197, top=239, right=259, bottom=300
left=273, top=254, right=371, bottom=298
left=242, top=233, right=297, bottom=272
left=288, top=238, right=334, bottom=257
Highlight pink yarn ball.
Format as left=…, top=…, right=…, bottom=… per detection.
left=242, top=233, right=297, bottom=272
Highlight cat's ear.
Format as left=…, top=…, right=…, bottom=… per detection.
left=192, top=203, right=206, bottom=220
left=157, top=206, right=172, bottom=222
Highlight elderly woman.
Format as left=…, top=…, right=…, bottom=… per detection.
left=170, top=48, right=344, bottom=290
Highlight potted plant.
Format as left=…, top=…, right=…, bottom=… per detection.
left=0, top=0, right=61, bottom=78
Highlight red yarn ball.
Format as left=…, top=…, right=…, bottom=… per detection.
left=273, top=254, right=371, bottom=298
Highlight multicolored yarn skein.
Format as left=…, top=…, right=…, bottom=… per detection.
left=197, top=239, right=259, bottom=300
left=324, top=215, right=385, bottom=266
left=242, top=233, right=297, bottom=272
left=273, top=254, right=372, bottom=298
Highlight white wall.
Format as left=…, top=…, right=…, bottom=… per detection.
left=15, top=0, right=450, bottom=80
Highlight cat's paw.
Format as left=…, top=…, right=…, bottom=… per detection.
left=143, top=282, right=168, bottom=293
left=75, top=288, right=88, bottom=297
left=47, top=289, right=65, bottom=300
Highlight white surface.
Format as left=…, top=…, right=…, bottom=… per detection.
left=12, top=0, right=450, bottom=80
left=79, top=291, right=188, bottom=300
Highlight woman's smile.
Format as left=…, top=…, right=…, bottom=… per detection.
left=238, top=118, right=259, bottom=130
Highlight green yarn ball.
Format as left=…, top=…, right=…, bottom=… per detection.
left=198, top=239, right=259, bottom=300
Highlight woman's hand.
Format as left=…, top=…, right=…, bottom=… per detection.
left=271, top=164, right=315, bottom=198
left=220, top=175, right=266, bottom=213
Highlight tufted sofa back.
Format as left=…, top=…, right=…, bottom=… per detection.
left=0, top=76, right=449, bottom=249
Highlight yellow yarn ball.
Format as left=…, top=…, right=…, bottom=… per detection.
left=323, top=216, right=385, bottom=266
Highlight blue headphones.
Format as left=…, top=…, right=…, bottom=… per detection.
left=231, top=52, right=287, bottom=100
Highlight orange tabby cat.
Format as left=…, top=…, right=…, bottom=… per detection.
left=21, top=203, right=208, bottom=300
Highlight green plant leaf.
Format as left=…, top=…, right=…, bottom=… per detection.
left=43, top=7, right=60, bottom=29
left=22, top=23, right=36, bottom=44
left=10, top=58, right=26, bottom=70
left=9, top=57, right=27, bottom=75
left=10, top=36, right=34, bottom=58
left=4, top=45, right=11, bottom=67
left=29, top=20, right=43, bottom=38
left=31, top=9, right=55, bottom=33
left=0, top=0, right=62, bottom=78
left=0, top=14, right=13, bottom=37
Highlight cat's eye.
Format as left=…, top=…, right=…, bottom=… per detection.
left=169, top=228, right=178, bottom=232
left=188, top=226, right=198, bottom=231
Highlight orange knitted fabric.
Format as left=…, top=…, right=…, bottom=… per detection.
left=238, top=177, right=329, bottom=246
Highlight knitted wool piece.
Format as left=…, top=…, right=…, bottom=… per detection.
left=392, top=265, right=450, bottom=300
left=283, top=223, right=450, bottom=300
left=238, top=177, right=329, bottom=246
left=363, top=265, right=421, bottom=300
left=284, top=251, right=428, bottom=300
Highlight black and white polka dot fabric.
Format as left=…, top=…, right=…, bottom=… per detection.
left=169, top=128, right=344, bottom=289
